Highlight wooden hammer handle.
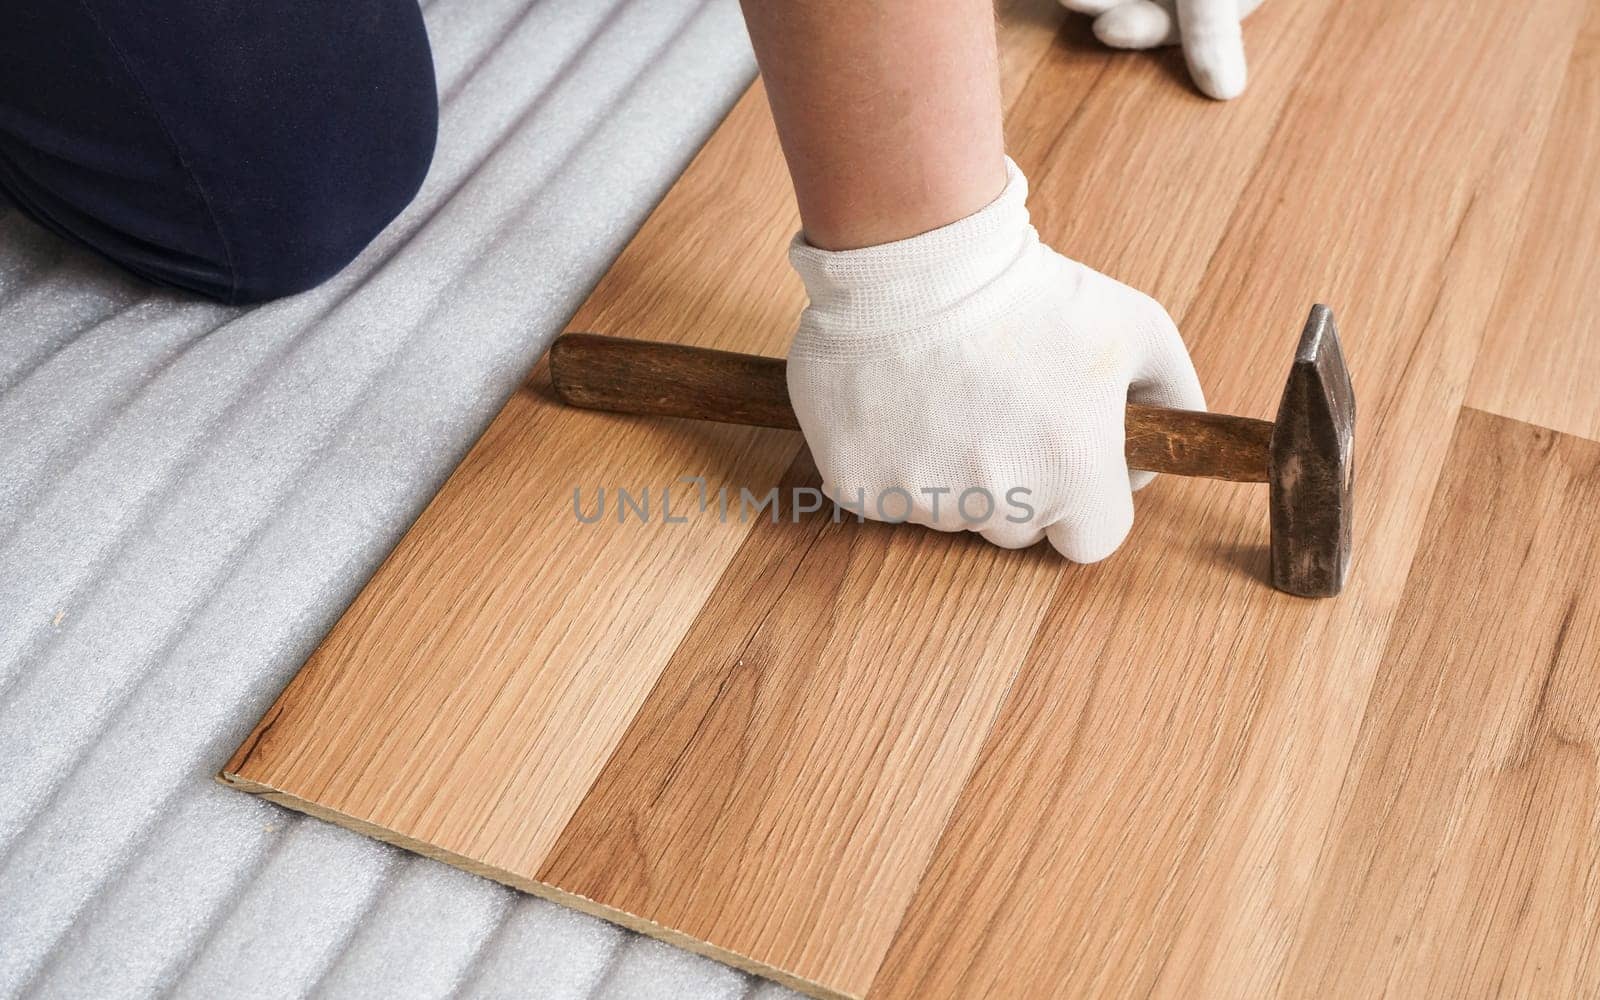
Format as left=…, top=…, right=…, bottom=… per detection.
left=549, top=333, right=1273, bottom=484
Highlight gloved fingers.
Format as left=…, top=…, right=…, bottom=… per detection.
left=1125, top=308, right=1206, bottom=493
left=906, top=485, right=976, bottom=533
left=980, top=518, right=1049, bottom=550
left=1044, top=434, right=1137, bottom=562
left=906, top=502, right=970, bottom=533
left=1058, top=0, right=1127, bottom=16
left=1045, top=484, right=1135, bottom=562
left=1094, top=1, right=1178, bottom=49
left=832, top=480, right=976, bottom=534
left=1129, top=308, right=1207, bottom=414
left=1176, top=0, right=1248, bottom=99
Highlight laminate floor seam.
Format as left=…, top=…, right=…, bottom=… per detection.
left=216, top=2, right=1600, bottom=997
left=1155, top=0, right=1345, bottom=330
left=1463, top=0, right=1600, bottom=443
left=1251, top=14, right=1595, bottom=962
left=218, top=781, right=716, bottom=974
left=544, top=451, right=829, bottom=842
left=854, top=575, right=1062, bottom=997
left=2, top=2, right=767, bottom=994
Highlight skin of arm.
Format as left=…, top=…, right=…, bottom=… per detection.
left=738, top=0, right=1009, bottom=251
left=744, top=2, right=1208, bottom=564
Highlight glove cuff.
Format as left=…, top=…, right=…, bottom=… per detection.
left=787, top=157, right=1048, bottom=359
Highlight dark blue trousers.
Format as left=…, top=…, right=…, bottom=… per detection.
left=0, top=0, right=437, bottom=304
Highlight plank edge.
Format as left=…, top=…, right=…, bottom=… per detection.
left=213, top=770, right=855, bottom=1000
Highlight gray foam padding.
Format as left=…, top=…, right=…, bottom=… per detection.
left=0, top=0, right=805, bottom=996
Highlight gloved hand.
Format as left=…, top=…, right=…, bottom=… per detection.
left=786, top=158, right=1205, bottom=563
left=1058, top=0, right=1266, bottom=100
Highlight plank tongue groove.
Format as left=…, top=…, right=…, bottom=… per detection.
left=219, top=1, right=1600, bottom=998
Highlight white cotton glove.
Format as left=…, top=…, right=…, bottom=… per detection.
left=786, top=158, right=1205, bottom=563
left=1059, top=0, right=1265, bottom=100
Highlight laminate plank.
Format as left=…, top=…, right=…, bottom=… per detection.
left=541, top=452, right=1062, bottom=997
left=221, top=0, right=1066, bottom=965
left=217, top=1, right=1596, bottom=997
left=1281, top=407, right=1600, bottom=997
left=1466, top=6, right=1600, bottom=441
left=540, top=4, right=1340, bottom=998
left=1014, top=0, right=1339, bottom=319
left=870, top=3, right=1589, bottom=997
left=217, top=81, right=804, bottom=874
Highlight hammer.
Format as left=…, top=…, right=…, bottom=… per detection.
left=547, top=305, right=1354, bottom=597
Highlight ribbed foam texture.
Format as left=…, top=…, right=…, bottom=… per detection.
left=0, top=0, right=802, bottom=996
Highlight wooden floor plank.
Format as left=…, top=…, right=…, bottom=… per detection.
left=1281, top=407, right=1600, bottom=997
left=217, top=79, right=807, bottom=875
left=543, top=452, right=1062, bottom=996
left=870, top=3, right=1588, bottom=997
left=221, top=0, right=1067, bottom=974
left=1014, top=0, right=1338, bottom=319
left=217, top=1, right=1600, bottom=998
left=1466, top=6, right=1600, bottom=441
left=537, top=5, right=1338, bottom=997
left=222, top=0, right=1071, bottom=873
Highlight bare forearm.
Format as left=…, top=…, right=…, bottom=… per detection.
left=738, top=0, right=1007, bottom=251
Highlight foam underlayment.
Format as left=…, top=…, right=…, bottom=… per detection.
left=0, top=0, right=802, bottom=996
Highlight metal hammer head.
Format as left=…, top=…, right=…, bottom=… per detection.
left=1269, top=305, right=1355, bottom=597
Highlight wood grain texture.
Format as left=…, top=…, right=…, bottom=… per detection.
left=1466, top=5, right=1600, bottom=441
left=543, top=449, right=1063, bottom=993
left=1282, top=408, right=1600, bottom=998
left=539, top=4, right=1349, bottom=992
left=871, top=0, right=1591, bottom=996
left=220, top=1, right=1600, bottom=998
left=223, top=2, right=1068, bottom=995
left=220, top=82, right=808, bottom=879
